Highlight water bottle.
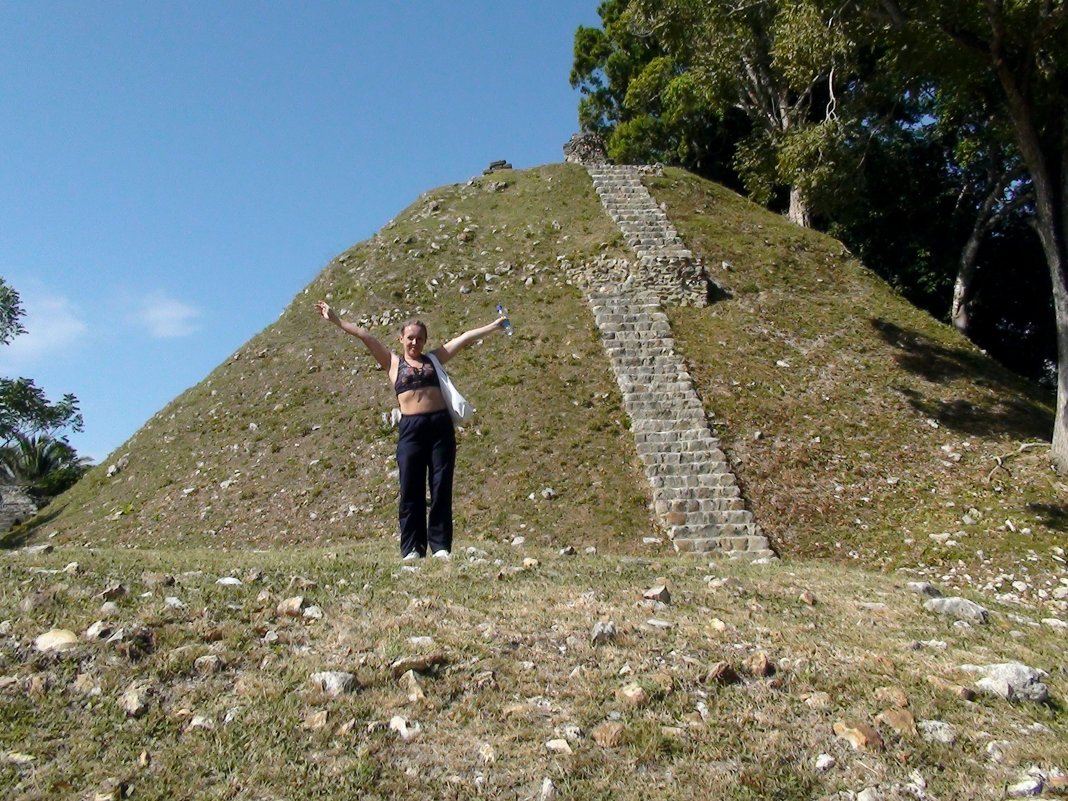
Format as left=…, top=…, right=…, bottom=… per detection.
left=496, top=304, right=513, bottom=336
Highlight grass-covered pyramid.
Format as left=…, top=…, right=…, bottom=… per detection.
left=5, top=163, right=1066, bottom=801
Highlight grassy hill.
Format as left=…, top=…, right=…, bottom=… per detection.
left=3, top=162, right=1066, bottom=800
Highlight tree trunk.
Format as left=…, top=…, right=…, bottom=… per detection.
left=951, top=235, right=982, bottom=335
left=788, top=186, right=811, bottom=227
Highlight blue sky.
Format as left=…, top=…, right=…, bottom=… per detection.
left=0, top=1, right=600, bottom=461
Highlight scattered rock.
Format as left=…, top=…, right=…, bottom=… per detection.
left=875, top=708, right=917, bottom=736
left=746, top=652, right=774, bottom=677
left=705, top=661, right=741, bottom=685
left=303, top=605, right=324, bottom=620
left=389, top=715, right=421, bottom=740
left=390, top=652, right=447, bottom=678
left=803, top=691, right=831, bottom=709
left=833, top=720, right=884, bottom=752
left=986, top=740, right=1011, bottom=763
left=617, top=683, right=649, bottom=707
left=121, top=682, right=151, bottom=718
left=798, top=590, right=817, bottom=605
left=906, top=581, right=941, bottom=598
left=33, top=629, right=79, bottom=653
left=194, top=655, right=224, bottom=675
left=106, top=624, right=154, bottom=660
left=545, top=738, right=572, bottom=755
left=559, top=546, right=577, bottom=556
left=539, top=777, right=556, bottom=801
left=592, top=721, right=625, bottom=748
left=1006, top=777, right=1043, bottom=797
left=814, top=754, right=836, bottom=771
left=643, top=584, right=671, bottom=604
left=304, top=710, right=329, bottom=730
left=216, top=576, right=243, bottom=587
left=401, top=669, right=425, bottom=702
left=918, top=719, right=957, bottom=744
left=591, top=620, right=616, bottom=645
left=926, top=675, right=975, bottom=701
left=23, top=544, right=54, bottom=556
left=84, top=621, right=113, bottom=641
left=874, top=686, right=909, bottom=708
left=310, top=671, right=358, bottom=696
left=276, top=596, right=306, bottom=617
left=961, top=662, right=1050, bottom=703
left=97, top=583, right=127, bottom=601
left=924, top=597, right=988, bottom=624
left=141, top=572, right=175, bottom=589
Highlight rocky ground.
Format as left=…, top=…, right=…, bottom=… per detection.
left=2, top=538, right=1065, bottom=800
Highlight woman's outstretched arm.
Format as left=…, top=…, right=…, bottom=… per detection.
left=316, top=301, right=394, bottom=372
left=434, top=316, right=508, bottom=364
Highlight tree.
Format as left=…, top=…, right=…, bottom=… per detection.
left=0, top=277, right=84, bottom=446
left=571, top=0, right=748, bottom=185
left=627, top=0, right=865, bottom=226
left=0, top=432, right=90, bottom=503
left=871, top=1, right=1068, bottom=467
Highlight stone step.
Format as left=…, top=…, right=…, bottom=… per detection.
left=654, top=495, right=747, bottom=514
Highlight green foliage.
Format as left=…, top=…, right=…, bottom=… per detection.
left=0, top=278, right=26, bottom=346
left=571, top=0, right=747, bottom=184
left=0, top=277, right=84, bottom=445
left=0, top=432, right=90, bottom=503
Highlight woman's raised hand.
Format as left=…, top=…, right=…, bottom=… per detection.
left=315, top=301, right=338, bottom=324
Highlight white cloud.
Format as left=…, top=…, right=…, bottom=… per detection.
left=0, top=292, right=89, bottom=373
left=132, top=291, right=201, bottom=338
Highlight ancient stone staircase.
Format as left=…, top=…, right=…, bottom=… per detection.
left=578, top=161, right=774, bottom=560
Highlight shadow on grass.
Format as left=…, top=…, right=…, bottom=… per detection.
left=0, top=504, right=64, bottom=550
left=871, top=318, right=1052, bottom=440
left=707, top=279, right=733, bottom=305
left=1027, top=502, right=1068, bottom=532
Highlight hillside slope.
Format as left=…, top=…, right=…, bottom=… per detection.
left=23, top=163, right=1067, bottom=601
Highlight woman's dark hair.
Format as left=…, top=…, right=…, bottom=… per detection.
left=400, top=319, right=428, bottom=339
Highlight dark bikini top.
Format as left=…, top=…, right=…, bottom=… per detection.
left=394, top=356, right=441, bottom=395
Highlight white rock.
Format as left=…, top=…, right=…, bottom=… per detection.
left=310, top=671, right=357, bottom=696
left=814, top=754, right=836, bottom=771
left=924, top=596, right=988, bottom=623
left=34, top=629, right=79, bottom=653
left=987, top=740, right=1011, bottom=763
left=962, top=662, right=1050, bottom=703
left=539, top=777, right=556, bottom=800
left=164, top=596, right=184, bottom=609
left=906, top=581, right=941, bottom=598
left=216, top=577, right=243, bottom=587
left=545, top=738, right=572, bottom=755
left=918, top=720, right=957, bottom=744
left=1006, top=777, right=1043, bottom=797
left=857, top=788, right=882, bottom=801
left=1041, top=618, right=1067, bottom=631
left=389, top=715, right=421, bottom=740
left=303, top=605, right=324, bottom=620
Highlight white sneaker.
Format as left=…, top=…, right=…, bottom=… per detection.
left=403, top=551, right=422, bottom=561
left=432, top=549, right=451, bottom=561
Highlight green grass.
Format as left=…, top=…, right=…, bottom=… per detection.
left=2, top=543, right=1065, bottom=800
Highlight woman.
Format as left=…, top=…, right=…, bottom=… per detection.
left=316, top=301, right=507, bottom=560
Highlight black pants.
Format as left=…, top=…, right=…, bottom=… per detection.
left=396, top=409, right=456, bottom=556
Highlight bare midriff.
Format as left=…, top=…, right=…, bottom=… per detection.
left=397, top=387, right=447, bottom=416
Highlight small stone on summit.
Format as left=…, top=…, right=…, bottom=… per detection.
left=799, top=590, right=816, bottom=605
left=746, top=652, right=774, bottom=677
